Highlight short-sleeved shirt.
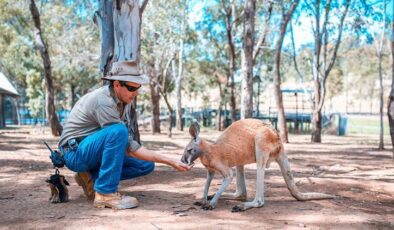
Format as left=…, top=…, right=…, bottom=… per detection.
left=58, top=85, right=141, bottom=152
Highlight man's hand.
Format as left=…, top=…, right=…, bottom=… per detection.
left=170, top=160, right=193, bottom=172
left=127, top=146, right=193, bottom=171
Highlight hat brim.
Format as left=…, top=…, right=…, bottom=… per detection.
left=102, top=74, right=149, bottom=85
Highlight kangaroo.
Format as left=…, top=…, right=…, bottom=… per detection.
left=181, top=119, right=335, bottom=212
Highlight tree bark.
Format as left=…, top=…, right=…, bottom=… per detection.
left=388, top=14, right=394, bottom=156
left=223, top=0, right=238, bottom=123
left=274, top=0, right=299, bottom=143
left=94, top=0, right=114, bottom=74
left=149, top=64, right=161, bottom=134
left=96, top=0, right=146, bottom=143
left=160, top=90, right=174, bottom=138
left=70, top=84, right=76, bottom=107
left=175, top=1, right=187, bottom=131
left=377, top=0, right=387, bottom=150
left=29, top=0, right=63, bottom=136
left=378, top=49, right=384, bottom=150
left=216, top=74, right=225, bottom=131
left=159, top=58, right=175, bottom=137
left=240, top=0, right=255, bottom=119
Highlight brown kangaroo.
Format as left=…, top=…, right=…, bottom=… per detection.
left=181, top=119, right=335, bottom=212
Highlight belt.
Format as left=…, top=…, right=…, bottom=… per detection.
left=61, top=136, right=86, bottom=153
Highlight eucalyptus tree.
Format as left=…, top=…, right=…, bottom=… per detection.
left=240, top=0, right=256, bottom=119
left=141, top=0, right=194, bottom=134
left=273, top=0, right=299, bottom=143
left=303, top=0, right=351, bottom=143
left=389, top=13, right=394, bottom=157
left=49, top=8, right=100, bottom=108
left=196, top=0, right=241, bottom=124
left=29, top=0, right=63, bottom=136
left=94, top=0, right=149, bottom=142
left=375, top=0, right=389, bottom=150
left=221, top=0, right=243, bottom=123
left=351, top=0, right=391, bottom=149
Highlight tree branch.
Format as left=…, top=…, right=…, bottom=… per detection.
left=324, top=0, right=350, bottom=78
left=141, top=0, right=149, bottom=14
left=253, top=0, right=273, bottom=61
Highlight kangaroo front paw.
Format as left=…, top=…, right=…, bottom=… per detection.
left=231, top=205, right=245, bottom=212
left=194, top=200, right=209, bottom=206
left=207, top=193, right=216, bottom=201
left=193, top=201, right=203, bottom=206
left=202, top=204, right=215, bottom=210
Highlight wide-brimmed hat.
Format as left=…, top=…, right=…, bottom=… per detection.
left=101, top=61, right=149, bottom=85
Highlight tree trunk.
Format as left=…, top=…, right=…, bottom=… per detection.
left=94, top=0, right=114, bottom=74
left=388, top=12, right=394, bottom=157
left=378, top=51, right=384, bottom=150
left=96, top=0, right=147, bottom=143
left=310, top=0, right=350, bottom=143
left=70, top=84, right=76, bottom=107
left=13, top=98, right=21, bottom=126
left=273, top=0, right=299, bottom=143
left=240, top=0, right=255, bottom=119
left=29, top=0, right=62, bottom=136
left=216, top=78, right=224, bottom=131
left=175, top=77, right=183, bottom=131
left=223, top=1, right=238, bottom=123
left=377, top=0, right=387, bottom=150
left=0, top=95, right=4, bottom=127
left=160, top=92, right=174, bottom=138
left=175, top=1, right=187, bottom=131
left=149, top=68, right=161, bottom=134
left=311, top=79, right=322, bottom=142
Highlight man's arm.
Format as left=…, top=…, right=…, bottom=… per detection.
left=126, top=146, right=192, bottom=172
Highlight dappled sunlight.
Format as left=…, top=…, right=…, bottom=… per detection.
left=1, top=127, right=394, bottom=229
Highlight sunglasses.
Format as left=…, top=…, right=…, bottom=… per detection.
left=119, top=81, right=141, bottom=92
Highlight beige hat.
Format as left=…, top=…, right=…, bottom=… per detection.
left=102, top=61, right=149, bottom=85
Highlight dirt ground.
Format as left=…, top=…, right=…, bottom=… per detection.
left=0, top=126, right=393, bottom=230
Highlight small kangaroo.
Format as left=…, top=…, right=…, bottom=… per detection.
left=181, top=119, right=334, bottom=212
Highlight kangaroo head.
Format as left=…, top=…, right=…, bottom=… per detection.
left=181, top=122, right=203, bottom=165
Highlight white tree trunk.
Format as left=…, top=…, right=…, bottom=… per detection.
left=240, top=0, right=255, bottom=119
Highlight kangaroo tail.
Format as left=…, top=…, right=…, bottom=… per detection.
left=276, top=148, right=335, bottom=201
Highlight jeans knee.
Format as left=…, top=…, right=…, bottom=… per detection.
left=140, top=162, right=155, bottom=176
left=145, top=162, right=155, bottom=174
left=107, top=123, right=128, bottom=142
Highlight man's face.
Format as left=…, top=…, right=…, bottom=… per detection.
left=113, top=80, right=141, bottom=104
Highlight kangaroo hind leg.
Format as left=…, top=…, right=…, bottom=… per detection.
left=219, top=165, right=247, bottom=201
left=232, top=131, right=269, bottom=212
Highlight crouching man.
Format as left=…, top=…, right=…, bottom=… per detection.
left=58, top=61, right=191, bottom=210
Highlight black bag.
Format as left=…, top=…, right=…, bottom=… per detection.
left=46, top=169, right=69, bottom=203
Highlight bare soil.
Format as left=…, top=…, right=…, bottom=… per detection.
left=0, top=126, right=393, bottom=230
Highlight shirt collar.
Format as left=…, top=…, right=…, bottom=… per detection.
left=108, top=85, right=122, bottom=106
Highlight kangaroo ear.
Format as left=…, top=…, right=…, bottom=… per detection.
left=189, top=122, right=200, bottom=139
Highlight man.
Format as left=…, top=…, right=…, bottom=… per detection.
left=58, top=61, right=191, bottom=210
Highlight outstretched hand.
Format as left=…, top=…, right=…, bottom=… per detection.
left=171, top=160, right=193, bottom=172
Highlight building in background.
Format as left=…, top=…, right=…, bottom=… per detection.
left=0, top=72, right=19, bottom=127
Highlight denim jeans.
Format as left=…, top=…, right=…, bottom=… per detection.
left=62, top=123, right=155, bottom=194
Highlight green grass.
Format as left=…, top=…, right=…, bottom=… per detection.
left=347, top=115, right=389, bottom=135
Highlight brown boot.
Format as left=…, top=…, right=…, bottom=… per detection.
left=93, top=192, right=138, bottom=210
left=74, top=172, right=95, bottom=200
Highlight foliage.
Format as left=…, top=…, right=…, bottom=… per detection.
left=0, top=0, right=100, bottom=114
left=26, top=70, right=44, bottom=118
left=0, top=0, right=393, bottom=125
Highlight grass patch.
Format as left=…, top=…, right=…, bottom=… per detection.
left=347, top=115, right=389, bottom=135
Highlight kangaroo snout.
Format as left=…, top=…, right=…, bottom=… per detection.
left=180, top=154, right=191, bottom=165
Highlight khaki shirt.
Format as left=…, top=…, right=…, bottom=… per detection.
left=58, top=85, right=141, bottom=152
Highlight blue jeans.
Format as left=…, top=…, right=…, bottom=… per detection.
left=62, top=123, right=155, bottom=194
